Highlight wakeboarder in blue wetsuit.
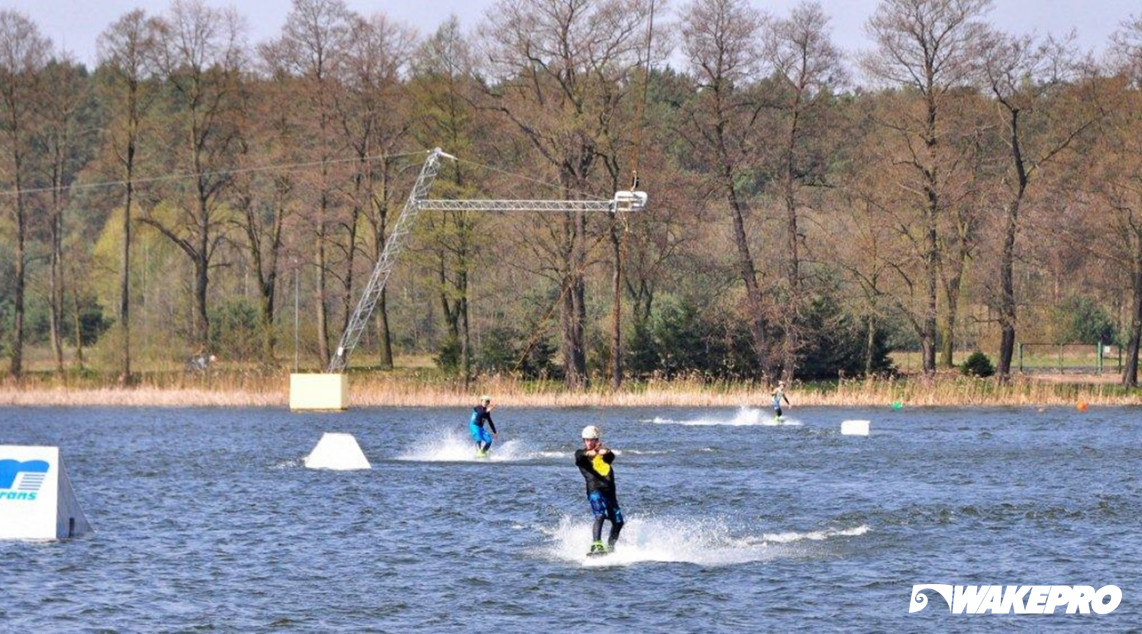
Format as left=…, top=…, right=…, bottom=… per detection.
left=469, top=395, right=498, bottom=457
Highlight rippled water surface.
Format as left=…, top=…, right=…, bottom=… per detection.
left=1, top=404, right=1139, bottom=631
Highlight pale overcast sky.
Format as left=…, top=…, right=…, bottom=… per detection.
left=4, top=0, right=1135, bottom=70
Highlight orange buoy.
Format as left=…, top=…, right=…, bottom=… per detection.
left=1076, top=402, right=1088, bottom=412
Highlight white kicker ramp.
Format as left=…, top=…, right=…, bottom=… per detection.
left=0, top=445, right=91, bottom=539
left=304, top=433, right=371, bottom=470
left=841, top=419, right=871, bottom=436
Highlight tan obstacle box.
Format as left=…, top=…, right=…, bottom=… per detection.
left=290, top=373, right=349, bottom=411
left=304, top=433, right=371, bottom=470
left=0, top=445, right=91, bottom=539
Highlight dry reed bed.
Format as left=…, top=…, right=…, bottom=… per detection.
left=0, top=374, right=1137, bottom=408
left=0, top=386, right=284, bottom=407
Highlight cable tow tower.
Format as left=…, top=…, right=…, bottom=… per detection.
left=292, top=148, right=647, bottom=409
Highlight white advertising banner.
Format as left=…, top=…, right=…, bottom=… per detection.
left=0, top=445, right=91, bottom=539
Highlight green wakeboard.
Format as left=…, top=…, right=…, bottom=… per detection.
left=586, top=543, right=610, bottom=557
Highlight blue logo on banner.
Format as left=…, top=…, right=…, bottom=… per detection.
left=0, top=459, right=49, bottom=501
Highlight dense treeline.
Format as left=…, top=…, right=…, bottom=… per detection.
left=2, top=0, right=1142, bottom=387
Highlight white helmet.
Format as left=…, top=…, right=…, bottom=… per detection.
left=581, top=425, right=601, bottom=440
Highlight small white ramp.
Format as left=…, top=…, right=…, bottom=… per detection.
left=304, top=433, right=371, bottom=470
left=841, top=420, right=871, bottom=436
left=0, top=445, right=91, bottom=539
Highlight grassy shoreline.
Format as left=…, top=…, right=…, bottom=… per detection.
left=0, top=371, right=1138, bottom=408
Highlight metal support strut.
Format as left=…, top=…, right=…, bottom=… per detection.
left=327, top=148, right=452, bottom=372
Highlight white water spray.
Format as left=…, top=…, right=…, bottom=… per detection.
left=647, top=407, right=801, bottom=427
left=540, top=515, right=867, bottom=567
left=395, top=427, right=536, bottom=462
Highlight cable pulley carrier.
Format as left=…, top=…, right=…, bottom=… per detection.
left=315, top=148, right=646, bottom=388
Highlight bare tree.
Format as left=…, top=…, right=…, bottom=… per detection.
left=411, top=15, right=482, bottom=381
left=1093, top=15, right=1142, bottom=386
left=860, top=0, right=991, bottom=376
left=262, top=0, right=354, bottom=366
left=335, top=12, right=416, bottom=370
left=480, top=0, right=652, bottom=388
left=829, top=187, right=898, bottom=375
left=620, top=120, right=709, bottom=357
left=97, top=9, right=162, bottom=383
left=142, top=0, right=247, bottom=351
left=1088, top=133, right=1142, bottom=387
left=978, top=30, right=1097, bottom=381
left=679, top=0, right=773, bottom=376
left=228, top=71, right=294, bottom=364
left=36, top=58, right=91, bottom=373
left=763, top=1, right=844, bottom=381
left=0, top=10, right=50, bottom=378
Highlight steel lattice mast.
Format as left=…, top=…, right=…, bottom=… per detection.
left=327, top=148, right=452, bottom=372
left=326, top=149, right=646, bottom=373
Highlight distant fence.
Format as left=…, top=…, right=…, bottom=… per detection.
left=1017, top=343, right=1125, bottom=375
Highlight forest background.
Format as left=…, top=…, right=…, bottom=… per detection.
left=3, top=0, right=1142, bottom=406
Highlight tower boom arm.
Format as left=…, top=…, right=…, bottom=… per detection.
left=326, top=149, right=645, bottom=373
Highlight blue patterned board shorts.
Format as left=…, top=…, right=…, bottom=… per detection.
left=588, top=491, right=624, bottom=524
left=469, top=422, right=492, bottom=447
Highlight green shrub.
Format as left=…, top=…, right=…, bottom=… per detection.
left=435, top=335, right=462, bottom=374
left=208, top=299, right=260, bottom=359
left=476, top=323, right=559, bottom=379
left=961, top=350, right=995, bottom=377
left=1053, top=296, right=1118, bottom=345
left=794, top=294, right=896, bottom=380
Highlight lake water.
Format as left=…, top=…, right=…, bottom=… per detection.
left=1, top=404, right=1139, bottom=632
